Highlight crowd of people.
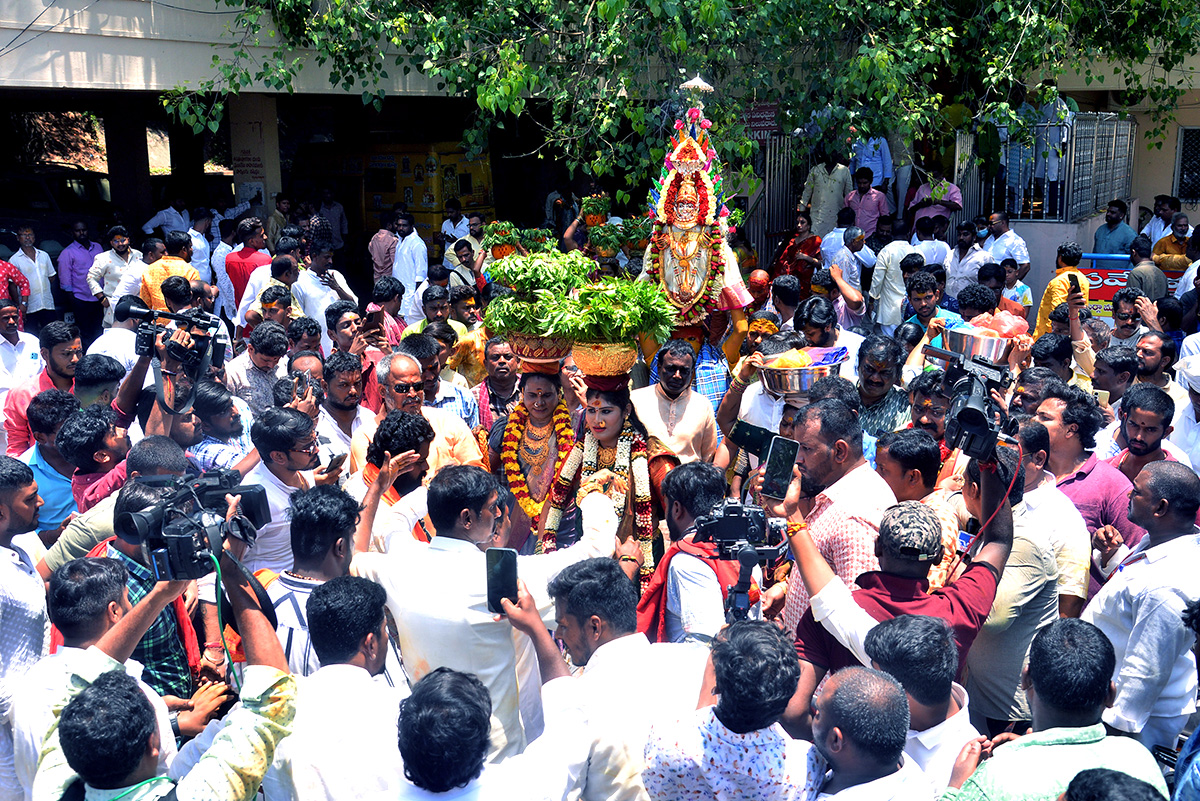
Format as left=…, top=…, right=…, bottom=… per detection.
left=0, top=159, right=1197, bottom=801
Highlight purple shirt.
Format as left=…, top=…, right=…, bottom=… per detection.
left=58, top=241, right=103, bottom=302
left=908, top=180, right=963, bottom=225
left=1055, top=453, right=1145, bottom=596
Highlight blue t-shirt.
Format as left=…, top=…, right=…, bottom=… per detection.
left=20, top=444, right=77, bottom=531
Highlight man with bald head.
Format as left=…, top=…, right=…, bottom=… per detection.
left=348, top=352, right=482, bottom=475
left=1081, top=460, right=1200, bottom=751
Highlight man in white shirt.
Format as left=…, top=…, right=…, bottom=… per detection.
left=141, top=197, right=190, bottom=236
left=1080, top=460, right=1200, bottom=751
left=392, top=214, right=430, bottom=313
left=1141, top=194, right=1191, bottom=247
left=291, top=243, right=358, bottom=355
left=9, top=227, right=55, bottom=333
left=506, top=556, right=708, bottom=801
left=438, top=199, right=471, bottom=270
left=0, top=302, right=43, bottom=402
left=86, top=226, right=142, bottom=328
left=828, top=226, right=876, bottom=291
left=111, top=238, right=165, bottom=309
left=820, top=207, right=858, bottom=261
left=314, top=350, right=375, bottom=465
left=242, top=407, right=338, bottom=574
left=869, top=241, right=919, bottom=333
left=351, top=465, right=618, bottom=761
left=911, top=216, right=951, bottom=266
left=261, top=576, right=407, bottom=801
left=944, top=222, right=991, bottom=299
left=210, top=220, right=238, bottom=320
left=1168, top=356, right=1200, bottom=465
left=187, top=208, right=213, bottom=284
left=983, top=211, right=1031, bottom=281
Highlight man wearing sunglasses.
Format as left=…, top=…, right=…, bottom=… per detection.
left=1110, top=286, right=1151, bottom=345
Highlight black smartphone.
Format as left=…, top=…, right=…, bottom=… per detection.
left=1067, top=273, right=1081, bottom=294
left=760, top=435, right=800, bottom=500
left=729, top=419, right=774, bottom=459
left=324, top=452, right=347, bottom=473
left=486, top=547, right=518, bottom=614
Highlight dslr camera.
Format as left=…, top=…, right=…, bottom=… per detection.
left=923, top=345, right=1018, bottom=461
left=693, top=500, right=789, bottom=622
left=118, top=470, right=271, bottom=581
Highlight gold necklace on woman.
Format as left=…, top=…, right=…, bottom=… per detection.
left=520, top=419, right=555, bottom=473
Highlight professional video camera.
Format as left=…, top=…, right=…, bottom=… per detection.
left=114, top=295, right=225, bottom=412
left=117, top=470, right=271, bottom=581
left=693, top=500, right=789, bottom=622
left=923, top=345, right=1018, bottom=461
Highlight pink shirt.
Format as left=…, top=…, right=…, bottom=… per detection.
left=4, top=370, right=67, bottom=456
left=909, top=180, right=963, bottom=225
left=844, top=188, right=890, bottom=237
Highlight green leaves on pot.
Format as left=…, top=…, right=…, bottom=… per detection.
left=556, top=280, right=678, bottom=345
left=487, top=250, right=592, bottom=296
left=587, top=223, right=627, bottom=253
left=483, top=290, right=575, bottom=338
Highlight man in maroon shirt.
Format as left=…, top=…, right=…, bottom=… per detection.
left=225, top=218, right=272, bottom=308
left=769, top=447, right=1015, bottom=739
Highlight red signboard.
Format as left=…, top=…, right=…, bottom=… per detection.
left=1078, top=264, right=1187, bottom=323
left=744, top=103, right=780, bottom=142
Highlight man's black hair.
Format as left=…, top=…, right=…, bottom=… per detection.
left=965, top=441, right=1025, bottom=505
left=1138, top=329, right=1176, bottom=368
left=796, top=295, right=838, bottom=331
left=290, top=485, right=361, bottom=564
left=427, top=264, right=452, bottom=283
left=48, top=558, right=129, bottom=643
left=449, top=284, right=476, bottom=305
left=192, top=380, right=234, bottom=421
left=957, top=283, right=997, bottom=316
left=398, top=668, right=492, bottom=793
left=39, top=321, right=79, bottom=352
left=1016, top=418, right=1050, bottom=459
left=757, top=332, right=795, bottom=358
left=892, top=322, right=925, bottom=351
left=1119, top=382, right=1175, bottom=427
left=1111, top=285, right=1145, bottom=309
left=269, top=255, right=295, bottom=280
left=307, top=575, right=386, bottom=665
left=164, top=230, right=191, bottom=255
left=272, top=374, right=323, bottom=409
left=824, top=667, right=910, bottom=765
left=807, top=376, right=862, bottom=415
left=427, top=465, right=498, bottom=535
left=1129, top=234, right=1153, bottom=260
left=771, top=275, right=801, bottom=308
left=397, top=332, right=440, bottom=363
left=1064, top=769, right=1164, bottom=801
left=546, top=557, right=638, bottom=635
left=796, top=398, right=863, bottom=454
left=653, top=339, right=698, bottom=376
left=160, top=275, right=192, bottom=308
left=976, top=262, right=1005, bottom=284
left=106, top=225, right=130, bottom=242
left=905, top=270, right=938, bottom=298
left=260, top=284, right=292, bottom=308
left=276, top=236, right=301, bottom=256
left=711, top=620, right=801, bottom=733
left=367, top=411, right=435, bottom=469
left=422, top=284, right=451, bottom=307
left=1057, top=241, right=1083, bottom=267
left=908, top=367, right=948, bottom=401
left=1028, top=619, right=1114, bottom=715
left=0, top=456, right=34, bottom=501
left=250, top=406, right=314, bottom=459
left=236, top=217, right=263, bottom=242
left=248, top=321, right=289, bottom=358
left=287, top=316, right=322, bottom=344
left=126, top=435, right=188, bottom=476
left=1142, top=460, right=1200, bottom=520
left=425, top=321, right=459, bottom=348
left=56, top=405, right=117, bottom=472
left=835, top=207, right=856, bottom=227
left=1040, top=382, right=1104, bottom=449
left=858, top=334, right=902, bottom=370
left=1031, top=333, right=1072, bottom=365
left=373, top=276, right=404, bottom=304
left=660, top=461, right=726, bottom=526
left=324, top=300, right=359, bottom=335
left=324, top=349, right=363, bottom=382
left=877, top=429, right=941, bottom=490
left=863, top=615, right=958, bottom=707
left=27, top=389, right=80, bottom=436
left=899, top=253, right=925, bottom=274
left=59, top=671, right=157, bottom=789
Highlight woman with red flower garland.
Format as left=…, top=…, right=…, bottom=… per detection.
left=538, top=380, right=679, bottom=582
left=486, top=369, right=576, bottom=552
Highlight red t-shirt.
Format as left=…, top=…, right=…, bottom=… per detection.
left=794, top=563, right=1000, bottom=679
left=224, top=249, right=271, bottom=308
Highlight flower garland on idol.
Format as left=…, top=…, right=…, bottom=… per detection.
left=501, top=399, right=574, bottom=525
left=540, top=419, right=654, bottom=571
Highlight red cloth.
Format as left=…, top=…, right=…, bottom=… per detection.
left=224, top=249, right=271, bottom=308
left=793, top=564, right=999, bottom=679
left=637, top=538, right=743, bottom=643
left=76, top=460, right=127, bottom=513
left=48, top=538, right=202, bottom=675
left=4, top=370, right=67, bottom=456
left=0, top=259, right=30, bottom=329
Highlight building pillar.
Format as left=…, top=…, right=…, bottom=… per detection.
left=168, top=119, right=206, bottom=193
left=228, top=94, right=282, bottom=218
left=103, top=112, right=154, bottom=232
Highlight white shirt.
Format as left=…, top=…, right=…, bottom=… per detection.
left=1022, top=474, right=1091, bottom=600
left=392, top=232, right=429, bottom=297
left=261, top=663, right=407, bottom=801
left=666, top=552, right=762, bottom=643
left=8, top=249, right=54, bottom=313
left=835, top=328, right=865, bottom=381
left=821, top=227, right=847, bottom=259
left=983, top=229, right=1030, bottom=266
left=1081, top=531, right=1200, bottom=736
left=0, top=333, right=42, bottom=396
left=539, top=633, right=708, bottom=801
left=1180, top=331, right=1200, bottom=360
left=869, top=241, right=918, bottom=327
left=1168, top=400, right=1200, bottom=466
left=292, top=269, right=357, bottom=355
left=351, top=492, right=618, bottom=761
left=210, top=200, right=251, bottom=248
left=9, top=647, right=176, bottom=800
left=113, top=260, right=145, bottom=302
left=943, top=244, right=991, bottom=298
left=344, top=476, right=429, bottom=554
left=86, top=327, right=139, bottom=374
left=901, top=683, right=980, bottom=790
left=188, top=229, right=212, bottom=283
left=816, top=755, right=933, bottom=801
left=315, top=404, right=374, bottom=465
left=1175, top=260, right=1198, bottom=301
left=441, top=217, right=471, bottom=269
left=86, top=248, right=142, bottom=326
left=234, top=264, right=274, bottom=327
left=211, top=241, right=237, bottom=319
left=912, top=239, right=951, bottom=267
left=142, top=206, right=190, bottom=235
left=1141, top=217, right=1192, bottom=248
left=241, top=463, right=315, bottom=574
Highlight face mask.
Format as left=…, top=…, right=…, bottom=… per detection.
left=977, top=228, right=988, bottom=238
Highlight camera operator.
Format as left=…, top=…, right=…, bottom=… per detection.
left=32, top=515, right=297, bottom=801
left=637, top=462, right=763, bottom=643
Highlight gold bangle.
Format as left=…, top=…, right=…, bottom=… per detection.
left=618, top=555, right=642, bottom=565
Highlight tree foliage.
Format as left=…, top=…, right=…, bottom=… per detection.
left=165, top=0, right=1200, bottom=193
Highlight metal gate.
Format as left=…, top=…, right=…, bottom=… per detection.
left=744, top=134, right=794, bottom=270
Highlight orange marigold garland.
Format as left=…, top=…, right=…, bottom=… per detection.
left=501, top=401, right=574, bottom=525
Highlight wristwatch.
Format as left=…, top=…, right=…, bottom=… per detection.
left=169, top=712, right=181, bottom=738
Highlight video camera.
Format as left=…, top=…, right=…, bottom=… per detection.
left=117, top=470, right=271, bottom=581
left=923, top=345, right=1018, bottom=461
left=114, top=295, right=224, bottom=376
left=693, top=500, right=789, bottom=622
